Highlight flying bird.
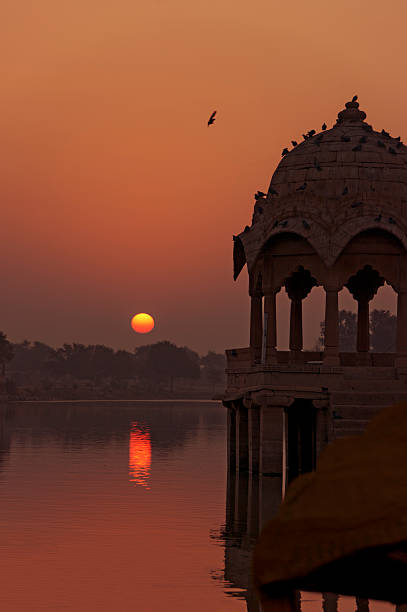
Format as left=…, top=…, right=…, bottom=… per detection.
left=352, top=95, right=358, bottom=102
left=322, top=123, right=327, bottom=130
left=207, top=111, right=217, bottom=126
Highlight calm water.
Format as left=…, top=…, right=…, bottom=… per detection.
left=0, top=401, right=396, bottom=611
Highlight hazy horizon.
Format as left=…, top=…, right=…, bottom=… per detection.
left=1, top=0, right=404, bottom=354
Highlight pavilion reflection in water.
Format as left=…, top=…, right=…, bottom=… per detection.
left=221, top=465, right=402, bottom=612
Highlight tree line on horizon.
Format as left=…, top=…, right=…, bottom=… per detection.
left=0, top=335, right=226, bottom=398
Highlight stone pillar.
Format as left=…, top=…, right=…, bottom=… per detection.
left=289, top=297, right=303, bottom=360
left=396, top=290, right=407, bottom=368
left=357, top=295, right=370, bottom=353
left=260, top=398, right=292, bottom=476
left=323, top=287, right=340, bottom=366
left=228, top=407, right=237, bottom=472
left=250, top=293, right=263, bottom=363
left=238, top=406, right=249, bottom=472
left=248, top=406, right=261, bottom=473
left=264, top=290, right=277, bottom=364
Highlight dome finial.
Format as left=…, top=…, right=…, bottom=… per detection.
left=337, top=97, right=367, bottom=124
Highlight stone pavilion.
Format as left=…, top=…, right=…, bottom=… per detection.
left=223, top=98, right=407, bottom=484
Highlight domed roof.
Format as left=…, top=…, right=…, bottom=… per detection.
left=235, top=99, right=407, bottom=279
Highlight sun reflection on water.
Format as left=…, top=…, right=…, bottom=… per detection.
left=129, top=423, right=151, bottom=489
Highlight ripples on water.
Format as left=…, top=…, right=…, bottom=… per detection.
left=0, top=401, right=397, bottom=612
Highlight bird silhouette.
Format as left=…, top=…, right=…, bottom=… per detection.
left=302, top=219, right=310, bottom=229
left=381, top=129, right=390, bottom=138
left=342, top=186, right=348, bottom=196
left=255, top=191, right=266, bottom=199
left=269, top=188, right=279, bottom=196
left=351, top=201, right=363, bottom=208
left=291, top=140, right=298, bottom=147
left=244, top=225, right=250, bottom=232
left=352, top=144, right=362, bottom=152
left=307, top=129, right=316, bottom=138
left=374, top=214, right=382, bottom=222
left=341, top=135, right=350, bottom=142
left=296, top=183, right=307, bottom=191
left=282, top=148, right=289, bottom=156
left=389, top=147, right=397, bottom=155
left=322, top=123, right=327, bottom=130
left=207, top=110, right=216, bottom=126
left=352, top=95, right=358, bottom=102
left=377, top=140, right=385, bottom=148
left=302, top=133, right=309, bottom=140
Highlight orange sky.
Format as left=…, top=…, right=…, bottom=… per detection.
left=1, top=0, right=406, bottom=353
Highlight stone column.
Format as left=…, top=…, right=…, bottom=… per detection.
left=396, top=290, right=407, bottom=368
left=264, top=290, right=277, bottom=364
left=289, top=298, right=303, bottom=354
left=357, top=294, right=370, bottom=353
left=250, top=293, right=263, bottom=363
left=323, top=287, right=340, bottom=366
left=248, top=406, right=261, bottom=473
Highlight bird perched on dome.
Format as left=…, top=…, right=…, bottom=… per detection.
left=352, top=94, right=358, bottom=102
left=322, top=123, right=327, bottom=130
left=307, top=129, right=316, bottom=138
left=255, top=191, right=266, bottom=200
left=381, top=129, right=390, bottom=138
left=282, top=148, right=289, bottom=156
left=291, top=140, right=298, bottom=147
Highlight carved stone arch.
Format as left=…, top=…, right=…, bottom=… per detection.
left=333, top=228, right=405, bottom=291
left=330, top=217, right=407, bottom=266
left=283, top=265, right=318, bottom=301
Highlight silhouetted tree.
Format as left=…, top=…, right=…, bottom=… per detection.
left=370, top=309, right=396, bottom=352
left=0, top=333, right=14, bottom=376
left=201, top=351, right=226, bottom=390
left=317, top=309, right=357, bottom=351
left=136, top=341, right=200, bottom=392
left=317, top=308, right=397, bottom=352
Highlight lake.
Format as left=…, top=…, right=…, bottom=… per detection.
left=0, top=401, right=396, bottom=611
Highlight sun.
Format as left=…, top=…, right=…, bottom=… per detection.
left=131, top=313, right=155, bottom=334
